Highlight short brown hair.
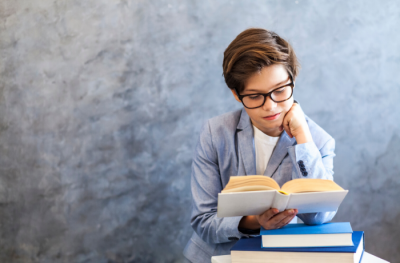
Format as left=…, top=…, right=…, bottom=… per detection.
left=223, top=28, right=300, bottom=93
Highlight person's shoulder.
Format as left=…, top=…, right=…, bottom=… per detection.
left=304, top=114, right=334, bottom=148
left=199, top=109, right=242, bottom=142
left=208, top=108, right=242, bottom=129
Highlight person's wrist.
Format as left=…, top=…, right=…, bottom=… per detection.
left=239, top=215, right=261, bottom=230
left=293, top=127, right=313, bottom=144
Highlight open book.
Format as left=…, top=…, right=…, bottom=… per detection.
left=217, top=176, right=348, bottom=218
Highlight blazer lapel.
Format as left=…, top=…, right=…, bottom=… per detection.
left=264, top=131, right=297, bottom=177
left=236, top=109, right=256, bottom=175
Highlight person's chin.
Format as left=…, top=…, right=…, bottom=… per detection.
left=258, top=121, right=281, bottom=131
left=261, top=116, right=283, bottom=125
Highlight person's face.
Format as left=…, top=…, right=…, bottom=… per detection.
left=231, top=64, right=294, bottom=137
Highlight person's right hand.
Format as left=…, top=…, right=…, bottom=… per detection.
left=256, top=208, right=298, bottom=230
left=239, top=208, right=298, bottom=230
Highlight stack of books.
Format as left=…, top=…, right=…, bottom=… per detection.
left=211, top=222, right=390, bottom=263
left=214, top=177, right=389, bottom=263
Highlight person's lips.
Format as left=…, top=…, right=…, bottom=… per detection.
left=263, top=113, right=281, bottom=120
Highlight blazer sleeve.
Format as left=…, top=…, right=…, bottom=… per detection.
left=190, top=121, right=249, bottom=244
left=287, top=138, right=337, bottom=225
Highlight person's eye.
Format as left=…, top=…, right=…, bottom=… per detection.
left=248, top=95, right=262, bottom=100
left=274, top=87, right=286, bottom=94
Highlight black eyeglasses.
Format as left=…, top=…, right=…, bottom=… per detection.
left=235, top=75, right=294, bottom=109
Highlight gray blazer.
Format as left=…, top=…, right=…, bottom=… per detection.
left=183, top=107, right=337, bottom=263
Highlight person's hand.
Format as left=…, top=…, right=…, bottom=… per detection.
left=256, top=208, right=298, bottom=230
left=239, top=208, right=298, bottom=230
left=279, top=102, right=313, bottom=144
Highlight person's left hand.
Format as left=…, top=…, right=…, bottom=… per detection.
left=279, top=102, right=313, bottom=144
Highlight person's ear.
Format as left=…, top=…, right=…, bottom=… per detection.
left=230, top=89, right=241, bottom=103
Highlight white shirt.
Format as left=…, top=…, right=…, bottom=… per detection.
left=253, top=125, right=280, bottom=175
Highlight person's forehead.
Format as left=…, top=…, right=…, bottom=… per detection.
left=244, top=64, right=289, bottom=93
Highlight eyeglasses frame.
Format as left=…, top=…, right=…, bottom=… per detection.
left=234, top=75, right=295, bottom=109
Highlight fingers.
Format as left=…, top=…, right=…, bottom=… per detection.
left=282, top=103, right=297, bottom=138
left=276, top=210, right=298, bottom=228
left=259, top=209, right=298, bottom=230
left=282, top=115, right=292, bottom=138
left=258, top=208, right=279, bottom=223
left=281, top=102, right=307, bottom=139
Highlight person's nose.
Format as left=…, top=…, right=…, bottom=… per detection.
left=262, top=95, right=277, bottom=111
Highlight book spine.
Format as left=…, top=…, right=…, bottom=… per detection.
left=271, top=192, right=290, bottom=212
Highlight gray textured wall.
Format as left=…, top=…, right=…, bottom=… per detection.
left=0, top=0, right=399, bottom=262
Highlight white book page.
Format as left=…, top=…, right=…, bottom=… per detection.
left=212, top=253, right=389, bottom=263
left=262, top=233, right=353, bottom=248
left=217, top=190, right=276, bottom=218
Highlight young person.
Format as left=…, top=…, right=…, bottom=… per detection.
left=183, top=28, right=336, bottom=263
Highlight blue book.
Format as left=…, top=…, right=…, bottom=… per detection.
left=260, top=222, right=353, bottom=248
left=230, top=231, right=364, bottom=263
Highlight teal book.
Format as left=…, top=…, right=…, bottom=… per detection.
left=260, top=222, right=353, bottom=248
left=230, top=231, right=364, bottom=263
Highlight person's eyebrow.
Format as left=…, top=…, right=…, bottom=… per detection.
left=245, top=77, right=291, bottom=93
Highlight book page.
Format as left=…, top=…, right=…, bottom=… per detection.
left=221, top=176, right=280, bottom=193
left=281, top=178, right=344, bottom=194
left=222, top=185, right=277, bottom=193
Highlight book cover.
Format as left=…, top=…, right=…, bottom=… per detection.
left=217, top=190, right=348, bottom=217
left=260, top=222, right=353, bottom=235
left=260, top=222, right=354, bottom=248
left=231, top=231, right=364, bottom=253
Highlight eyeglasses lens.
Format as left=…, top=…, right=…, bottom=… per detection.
left=242, top=85, right=293, bottom=108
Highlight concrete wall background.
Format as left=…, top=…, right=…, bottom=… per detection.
left=0, top=0, right=399, bottom=262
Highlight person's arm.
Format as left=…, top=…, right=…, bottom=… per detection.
left=287, top=137, right=337, bottom=225
left=190, top=121, right=249, bottom=244
left=282, top=103, right=337, bottom=225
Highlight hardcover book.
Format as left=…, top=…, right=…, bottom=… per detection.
left=230, top=231, right=364, bottom=263
left=260, top=222, right=353, bottom=248
left=218, top=176, right=348, bottom=217
left=212, top=252, right=389, bottom=263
